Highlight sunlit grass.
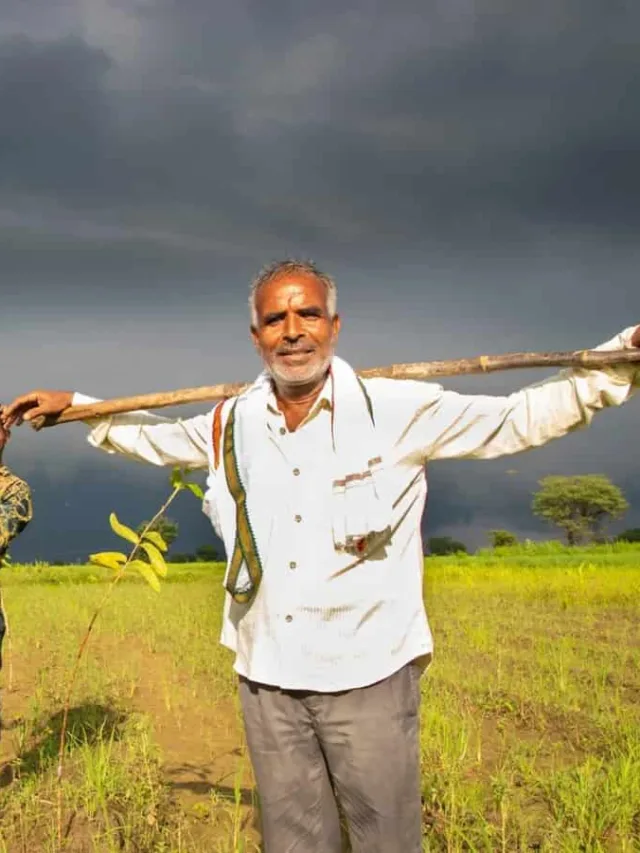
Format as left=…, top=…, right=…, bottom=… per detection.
left=0, top=548, right=638, bottom=851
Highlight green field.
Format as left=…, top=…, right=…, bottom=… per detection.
left=1, top=544, right=639, bottom=852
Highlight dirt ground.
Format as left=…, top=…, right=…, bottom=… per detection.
left=0, top=639, right=261, bottom=851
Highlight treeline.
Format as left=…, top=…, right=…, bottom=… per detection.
left=426, top=473, right=637, bottom=555
left=426, top=527, right=640, bottom=556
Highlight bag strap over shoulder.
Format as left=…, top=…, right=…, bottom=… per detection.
left=211, top=399, right=227, bottom=470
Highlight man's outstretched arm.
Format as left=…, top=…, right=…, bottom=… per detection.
left=2, top=391, right=211, bottom=470
left=398, top=325, right=640, bottom=463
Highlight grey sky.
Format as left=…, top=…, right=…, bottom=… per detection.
left=1, top=1, right=638, bottom=560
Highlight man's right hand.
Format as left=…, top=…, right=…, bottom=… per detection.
left=1, top=390, right=74, bottom=428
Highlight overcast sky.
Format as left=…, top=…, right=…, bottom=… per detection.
left=1, top=0, right=639, bottom=561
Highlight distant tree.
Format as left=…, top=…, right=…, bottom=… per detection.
left=195, top=543, right=224, bottom=562
left=426, top=536, right=468, bottom=556
left=135, top=515, right=178, bottom=549
left=617, top=528, right=640, bottom=543
left=167, top=552, right=196, bottom=563
left=532, top=475, right=628, bottom=545
left=488, top=529, right=519, bottom=548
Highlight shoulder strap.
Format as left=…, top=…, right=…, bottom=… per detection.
left=221, top=400, right=263, bottom=604
left=211, top=399, right=227, bottom=470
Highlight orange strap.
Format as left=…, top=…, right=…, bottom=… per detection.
left=211, top=399, right=226, bottom=470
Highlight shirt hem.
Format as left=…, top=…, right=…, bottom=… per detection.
left=223, top=641, right=434, bottom=693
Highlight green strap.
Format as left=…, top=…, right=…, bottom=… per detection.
left=222, top=402, right=263, bottom=604
left=356, top=377, right=375, bottom=426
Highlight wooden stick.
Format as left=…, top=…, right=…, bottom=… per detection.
left=30, top=348, right=640, bottom=430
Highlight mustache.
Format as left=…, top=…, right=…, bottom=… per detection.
left=276, top=346, right=316, bottom=355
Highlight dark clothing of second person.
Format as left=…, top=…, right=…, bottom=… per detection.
left=0, top=465, right=33, bottom=668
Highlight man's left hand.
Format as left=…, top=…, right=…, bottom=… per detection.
left=632, top=326, right=640, bottom=348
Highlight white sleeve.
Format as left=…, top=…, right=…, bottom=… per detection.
left=396, top=327, right=639, bottom=463
left=72, top=392, right=211, bottom=470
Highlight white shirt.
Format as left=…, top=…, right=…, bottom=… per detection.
left=74, top=327, right=639, bottom=691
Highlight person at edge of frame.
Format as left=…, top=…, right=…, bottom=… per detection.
left=2, top=260, right=640, bottom=853
left=0, top=411, right=33, bottom=686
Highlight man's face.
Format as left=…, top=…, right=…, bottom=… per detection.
left=251, top=272, right=341, bottom=389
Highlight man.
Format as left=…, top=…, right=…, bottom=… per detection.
left=0, top=413, right=33, bottom=672
left=3, top=260, right=639, bottom=852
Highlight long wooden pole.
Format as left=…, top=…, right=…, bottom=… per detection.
left=30, top=348, right=640, bottom=430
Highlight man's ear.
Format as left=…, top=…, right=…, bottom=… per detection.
left=331, top=313, right=341, bottom=340
left=250, top=325, right=261, bottom=352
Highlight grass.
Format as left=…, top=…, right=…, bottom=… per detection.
left=0, top=546, right=639, bottom=851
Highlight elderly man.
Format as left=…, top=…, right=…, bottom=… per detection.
left=3, top=260, right=639, bottom=852
left=0, top=414, right=33, bottom=672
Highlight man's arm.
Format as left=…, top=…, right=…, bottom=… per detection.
left=2, top=390, right=211, bottom=470
left=397, top=326, right=640, bottom=463
left=72, top=393, right=211, bottom=469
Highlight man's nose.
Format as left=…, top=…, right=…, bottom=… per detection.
left=283, top=313, right=303, bottom=341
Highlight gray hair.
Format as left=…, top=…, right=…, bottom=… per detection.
left=249, top=259, right=338, bottom=327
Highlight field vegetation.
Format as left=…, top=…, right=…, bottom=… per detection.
left=0, top=543, right=639, bottom=851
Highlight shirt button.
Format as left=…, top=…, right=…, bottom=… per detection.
left=293, top=468, right=300, bottom=476
left=285, top=614, right=293, bottom=623
left=279, top=427, right=286, bottom=435
left=289, top=561, right=297, bottom=570
left=294, top=515, right=302, bottom=523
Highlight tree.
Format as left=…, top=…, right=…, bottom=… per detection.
left=532, top=475, right=628, bottom=545
left=488, top=529, right=518, bottom=548
left=195, top=543, right=225, bottom=562
left=135, top=515, right=179, bottom=549
left=617, top=528, right=640, bottom=543
left=426, top=536, right=468, bottom=556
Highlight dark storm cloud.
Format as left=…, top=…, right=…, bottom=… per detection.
left=0, top=35, right=251, bottom=222
left=1, top=0, right=639, bottom=253
left=1, top=1, right=638, bottom=560
left=0, top=36, right=112, bottom=197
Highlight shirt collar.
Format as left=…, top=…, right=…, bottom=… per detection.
left=266, top=372, right=333, bottom=428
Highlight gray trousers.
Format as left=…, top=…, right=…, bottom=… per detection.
left=238, top=662, right=422, bottom=853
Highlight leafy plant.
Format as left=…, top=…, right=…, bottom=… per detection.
left=55, top=467, right=204, bottom=843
